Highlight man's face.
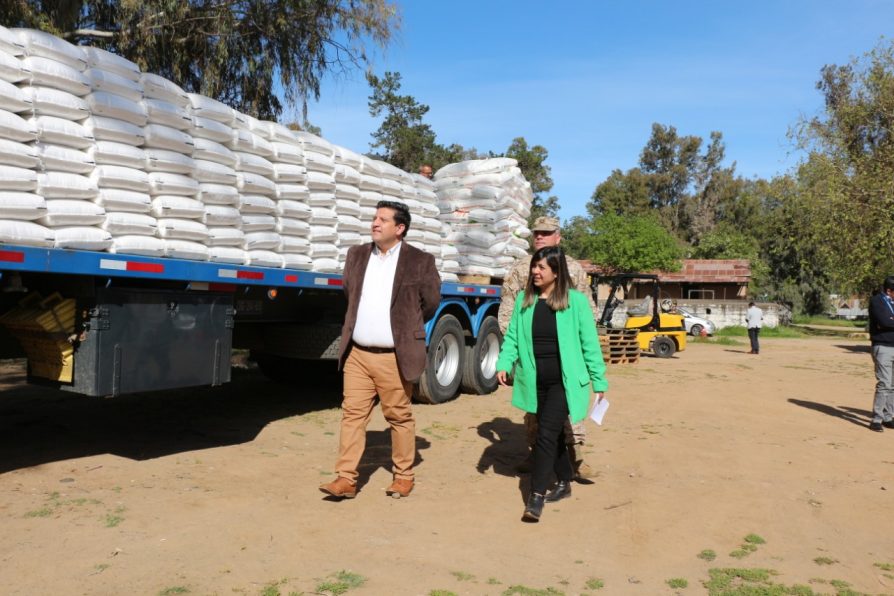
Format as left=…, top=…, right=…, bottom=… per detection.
left=419, top=165, right=433, bottom=179
left=371, top=207, right=404, bottom=246
left=532, top=229, right=560, bottom=250
left=886, top=288, right=894, bottom=299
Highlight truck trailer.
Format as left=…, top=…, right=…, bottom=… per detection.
left=0, top=244, right=503, bottom=404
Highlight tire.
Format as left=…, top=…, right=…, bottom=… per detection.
left=689, top=324, right=703, bottom=337
left=652, top=336, right=676, bottom=358
left=460, top=316, right=501, bottom=395
left=415, top=315, right=465, bottom=404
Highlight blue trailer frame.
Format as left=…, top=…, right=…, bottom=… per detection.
left=0, top=244, right=503, bottom=403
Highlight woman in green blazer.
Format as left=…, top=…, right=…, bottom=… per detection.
left=496, top=246, right=608, bottom=522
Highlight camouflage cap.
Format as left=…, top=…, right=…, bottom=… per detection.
left=531, top=216, right=560, bottom=232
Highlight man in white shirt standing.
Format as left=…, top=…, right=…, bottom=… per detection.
left=746, top=302, right=764, bottom=355
left=320, top=200, right=441, bottom=499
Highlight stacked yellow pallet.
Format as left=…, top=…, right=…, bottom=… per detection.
left=598, top=328, right=640, bottom=365
left=0, top=292, right=76, bottom=382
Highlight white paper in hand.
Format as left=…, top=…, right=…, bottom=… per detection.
left=589, top=398, right=610, bottom=425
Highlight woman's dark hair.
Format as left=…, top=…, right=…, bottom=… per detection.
left=376, top=200, right=411, bottom=237
left=523, top=246, right=571, bottom=310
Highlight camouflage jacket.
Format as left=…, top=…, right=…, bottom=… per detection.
left=497, top=254, right=598, bottom=333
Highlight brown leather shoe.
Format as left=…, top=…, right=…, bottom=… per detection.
left=319, top=477, right=357, bottom=499
left=385, top=477, right=414, bottom=498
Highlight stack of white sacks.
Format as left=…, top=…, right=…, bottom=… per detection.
left=1, top=27, right=527, bottom=276
left=433, top=157, right=533, bottom=279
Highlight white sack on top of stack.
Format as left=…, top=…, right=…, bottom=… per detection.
left=434, top=157, right=534, bottom=279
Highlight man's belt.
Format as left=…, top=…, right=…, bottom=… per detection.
left=352, top=342, right=395, bottom=354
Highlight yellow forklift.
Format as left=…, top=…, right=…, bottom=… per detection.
left=594, top=273, right=687, bottom=358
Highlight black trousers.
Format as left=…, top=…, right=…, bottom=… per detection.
left=531, top=382, right=574, bottom=494
left=748, top=327, right=760, bottom=353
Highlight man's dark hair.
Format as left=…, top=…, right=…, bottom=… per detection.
left=376, top=200, right=411, bottom=237
left=748, top=301, right=755, bottom=307
left=884, top=276, right=894, bottom=291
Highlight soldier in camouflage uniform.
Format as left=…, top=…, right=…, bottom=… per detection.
left=498, top=216, right=599, bottom=479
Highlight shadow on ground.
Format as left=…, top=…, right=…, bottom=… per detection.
left=835, top=344, right=871, bottom=354
left=788, top=398, right=872, bottom=428
left=0, top=362, right=343, bottom=473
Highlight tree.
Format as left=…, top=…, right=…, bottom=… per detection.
left=584, top=213, right=683, bottom=275
left=366, top=71, right=477, bottom=172
left=589, top=167, right=651, bottom=218
left=794, top=40, right=894, bottom=295
left=503, top=137, right=558, bottom=223
left=4, top=0, right=400, bottom=120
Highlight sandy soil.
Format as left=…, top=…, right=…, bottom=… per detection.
left=1, top=335, right=893, bottom=596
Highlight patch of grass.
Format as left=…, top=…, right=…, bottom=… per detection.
left=666, top=578, right=688, bottom=589
left=259, top=584, right=281, bottom=596
left=729, top=549, right=750, bottom=559
left=429, top=591, right=457, bottom=596
left=874, top=562, right=894, bottom=571
left=488, top=577, right=502, bottom=584
left=828, top=579, right=851, bottom=589
left=792, top=315, right=864, bottom=328
left=316, top=570, right=366, bottom=595
left=421, top=422, right=461, bottom=440
left=450, top=570, right=474, bottom=581
left=104, top=513, right=124, bottom=528
left=698, top=549, right=717, bottom=561
left=716, top=325, right=806, bottom=339
left=501, top=586, right=565, bottom=596
left=744, top=534, right=766, bottom=545
left=703, top=568, right=822, bottom=595
left=813, top=556, right=837, bottom=566
left=158, top=588, right=190, bottom=596
left=584, top=577, right=604, bottom=590
left=24, top=507, right=53, bottom=518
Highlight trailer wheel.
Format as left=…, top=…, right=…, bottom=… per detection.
left=652, top=336, right=676, bottom=358
left=461, top=316, right=501, bottom=395
left=415, top=314, right=464, bottom=404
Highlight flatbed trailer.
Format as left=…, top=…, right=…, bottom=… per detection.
left=0, top=245, right=502, bottom=403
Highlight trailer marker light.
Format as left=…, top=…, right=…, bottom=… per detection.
left=284, top=274, right=298, bottom=283
left=457, top=286, right=474, bottom=293
left=0, top=250, right=24, bottom=263
left=100, top=259, right=164, bottom=273
left=314, top=277, right=342, bottom=287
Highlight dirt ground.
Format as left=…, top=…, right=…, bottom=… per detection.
left=1, top=335, right=893, bottom=596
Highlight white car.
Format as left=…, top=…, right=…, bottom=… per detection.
left=677, top=307, right=716, bottom=336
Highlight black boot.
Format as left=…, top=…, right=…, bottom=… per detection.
left=522, top=492, right=544, bottom=522
left=545, top=480, right=572, bottom=502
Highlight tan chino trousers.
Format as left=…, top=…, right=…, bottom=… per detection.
left=335, top=347, right=416, bottom=483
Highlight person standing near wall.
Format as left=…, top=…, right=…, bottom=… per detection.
left=868, top=277, right=894, bottom=432
left=746, top=301, right=763, bottom=355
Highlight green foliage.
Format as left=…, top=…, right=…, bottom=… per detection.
left=702, top=568, right=817, bottom=595
left=366, top=71, right=477, bottom=173
left=504, top=137, right=559, bottom=223
left=5, top=0, right=399, bottom=120
left=316, top=570, right=366, bottom=595
left=666, top=578, right=689, bottom=589
left=794, top=40, right=894, bottom=295
left=812, top=556, right=837, bottom=566
left=501, top=586, right=565, bottom=596
left=744, top=534, right=766, bottom=545
left=584, top=578, right=604, bottom=590
left=698, top=550, right=718, bottom=562
left=157, top=588, right=190, bottom=596
left=583, top=213, right=683, bottom=274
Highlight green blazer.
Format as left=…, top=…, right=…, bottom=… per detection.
left=496, top=289, right=608, bottom=423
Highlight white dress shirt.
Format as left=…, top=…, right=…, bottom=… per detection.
left=352, top=242, right=401, bottom=348
left=746, top=305, right=763, bottom=329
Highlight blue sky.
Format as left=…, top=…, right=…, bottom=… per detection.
left=297, top=1, right=893, bottom=220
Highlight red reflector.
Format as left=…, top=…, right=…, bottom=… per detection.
left=209, top=283, right=237, bottom=292
left=237, top=270, right=264, bottom=280
left=0, top=250, right=25, bottom=263
left=284, top=274, right=298, bottom=283
left=484, top=288, right=497, bottom=295
left=126, top=261, right=164, bottom=273
left=327, top=278, right=343, bottom=286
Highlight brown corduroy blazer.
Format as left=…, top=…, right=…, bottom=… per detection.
left=337, top=241, right=441, bottom=382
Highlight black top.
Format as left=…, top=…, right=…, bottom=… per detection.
left=532, top=298, right=562, bottom=386
left=870, top=292, right=894, bottom=346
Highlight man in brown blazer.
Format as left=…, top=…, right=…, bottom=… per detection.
left=320, top=200, right=441, bottom=499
